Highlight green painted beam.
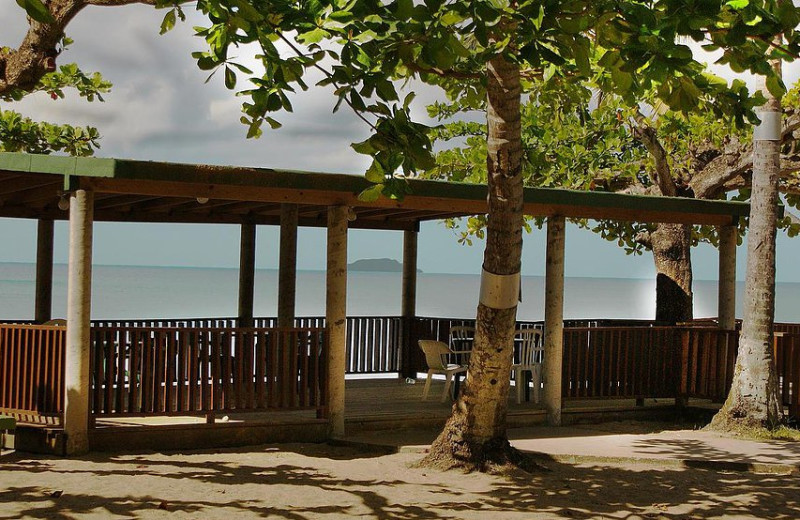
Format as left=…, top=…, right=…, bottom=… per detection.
left=0, top=152, right=753, bottom=223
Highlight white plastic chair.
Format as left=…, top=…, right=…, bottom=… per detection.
left=448, top=325, right=475, bottom=364
left=419, top=340, right=468, bottom=402
left=512, top=328, right=544, bottom=404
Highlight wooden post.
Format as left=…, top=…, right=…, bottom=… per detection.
left=238, top=223, right=256, bottom=328
left=326, top=206, right=348, bottom=437
left=35, top=219, right=54, bottom=323
left=544, top=216, right=565, bottom=426
left=64, top=189, right=93, bottom=455
left=718, top=224, right=737, bottom=331
left=400, top=229, right=418, bottom=379
left=278, top=204, right=299, bottom=328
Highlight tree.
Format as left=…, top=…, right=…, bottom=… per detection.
left=175, top=0, right=800, bottom=467
left=426, top=79, right=800, bottom=325
left=711, top=49, right=785, bottom=430
left=1, top=1, right=124, bottom=156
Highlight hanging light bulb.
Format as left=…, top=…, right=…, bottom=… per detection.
left=57, top=193, right=70, bottom=211
left=196, top=196, right=209, bottom=204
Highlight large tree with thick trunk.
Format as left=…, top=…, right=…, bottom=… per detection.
left=10, top=0, right=800, bottom=466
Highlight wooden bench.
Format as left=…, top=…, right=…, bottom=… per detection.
left=0, top=415, right=16, bottom=450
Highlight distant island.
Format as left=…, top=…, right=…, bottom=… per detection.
left=348, top=258, right=422, bottom=273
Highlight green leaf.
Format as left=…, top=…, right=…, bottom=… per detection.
left=16, top=0, right=54, bottom=24
left=365, top=161, right=385, bottom=183
left=224, top=66, right=236, bottom=89
left=726, top=0, right=749, bottom=9
left=766, top=74, right=786, bottom=99
left=265, top=117, right=282, bottom=129
left=351, top=138, right=376, bottom=155
left=160, top=9, right=177, bottom=35
left=298, top=28, right=330, bottom=45
left=357, top=183, right=384, bottom=202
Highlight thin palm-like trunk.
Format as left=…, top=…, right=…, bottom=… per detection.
left=424, top=52, right=524, bottom=469
left=711, top=66, right=782, bottom=430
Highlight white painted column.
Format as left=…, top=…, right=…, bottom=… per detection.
left=35, top=219, right=54, bottom=323
left=326, top=206, right=348, bottom=437
left=64, top=190, right=94, bottom=454
left=544, top=216, right=565, bottom=426
left=718, top=224, right=737, bottom=330
left=238, top=223, right=256, bottom=328
left=278, top=204, right=299, bottom=328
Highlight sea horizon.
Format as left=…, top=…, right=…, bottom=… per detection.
left=1, top=261, right=797, bottom=322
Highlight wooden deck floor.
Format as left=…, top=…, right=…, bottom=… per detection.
left=92, top=376, right=689, bottom=432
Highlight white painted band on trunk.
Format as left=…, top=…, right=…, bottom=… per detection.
left=754, top=111, right=781, bottom=141
left=479, top=269, right=520, bottom=309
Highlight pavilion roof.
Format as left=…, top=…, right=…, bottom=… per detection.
left=0, top=153, right=749, bottom=231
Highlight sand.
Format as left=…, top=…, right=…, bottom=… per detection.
left=2, top=439, right=799, bottom=519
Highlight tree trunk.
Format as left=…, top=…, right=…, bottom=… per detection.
left=651, top=223, right=693, bottom=324
left=422, top=53, right=526, bottom=471
left=710, top=65, right=783, bottom=431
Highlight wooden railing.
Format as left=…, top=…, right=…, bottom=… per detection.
left=3, top=318, right=799, bottom=425
left=774, top=333, right=800, bottom=417
left=562, top=327, right=681, bottom=399
left=678, top=328, right=738, bottom=402
left=0, top=324, right=65, bottom=423
left=93, top=316, right=400, bottom=375
left=89, top=326, right=327, bottom=417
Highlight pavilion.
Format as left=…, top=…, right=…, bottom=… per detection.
left=0, top=152, right=750, bottom=454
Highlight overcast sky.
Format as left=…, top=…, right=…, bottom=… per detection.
left=2, top=3, right=800, bottom=282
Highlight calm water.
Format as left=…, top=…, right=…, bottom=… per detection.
left=0, top=262, right=798, bottom=322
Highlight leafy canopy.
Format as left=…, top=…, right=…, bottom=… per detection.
left=1, top=32, right=108, bottom=156
left=155, top=0, right=800, bottom=200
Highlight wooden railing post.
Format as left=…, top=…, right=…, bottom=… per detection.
left=278, top=204, right=299, bottom=329
left=400, top=229, right=418, bottom=379
left=717, top=224, right=738, bottom=330
left=238, top=223, right=256, bottom=328
left=35, top=219, right=54, bottom=324
left=676, top=328, right=690, bottom=408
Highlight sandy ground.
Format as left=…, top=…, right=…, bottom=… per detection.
left=2, top=438, right=799, bottom=520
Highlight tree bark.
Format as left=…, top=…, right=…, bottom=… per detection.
left=1, top=0, right=158, bottom=96
left=423, top=52, right=526, bottom=471
left=710, top=63, right=783, bottom=431
left=650, top=223, right=693, bottom=324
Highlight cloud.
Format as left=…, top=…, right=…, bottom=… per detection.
left=1, top=3, right=374, bottom=173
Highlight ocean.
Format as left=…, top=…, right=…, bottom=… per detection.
left=0, top=262, right=798, bottom=322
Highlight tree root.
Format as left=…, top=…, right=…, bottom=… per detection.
left=416, top=416, right=547, bottom=474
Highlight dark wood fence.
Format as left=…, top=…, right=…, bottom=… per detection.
left=0, top=324, right=64, bottom=423
left=775, top=333, right=800, bottom=417
left=93, top=316, right=400, bottom=375
left=89, top=326, right=327, bottom=417
left=3, top=318, right=800, bottom=425
left=562, top=327, right=681, bottom=399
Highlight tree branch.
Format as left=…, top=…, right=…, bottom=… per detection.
left=690, top=110, right=800, bottom=199
left=631, top=114, right=677, bottom=197
left=0, top=0, right=162, bottom=97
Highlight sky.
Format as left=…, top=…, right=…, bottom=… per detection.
left=2, top=3, right=800, bottom=282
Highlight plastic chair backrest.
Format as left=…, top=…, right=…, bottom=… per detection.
left=419, top=340, right=451, bottom=370
left=515, top=329, right=543, bottom=366
left=44, top=319, right=66, bottom=326
left=449, top=325, right=475, bottom=350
